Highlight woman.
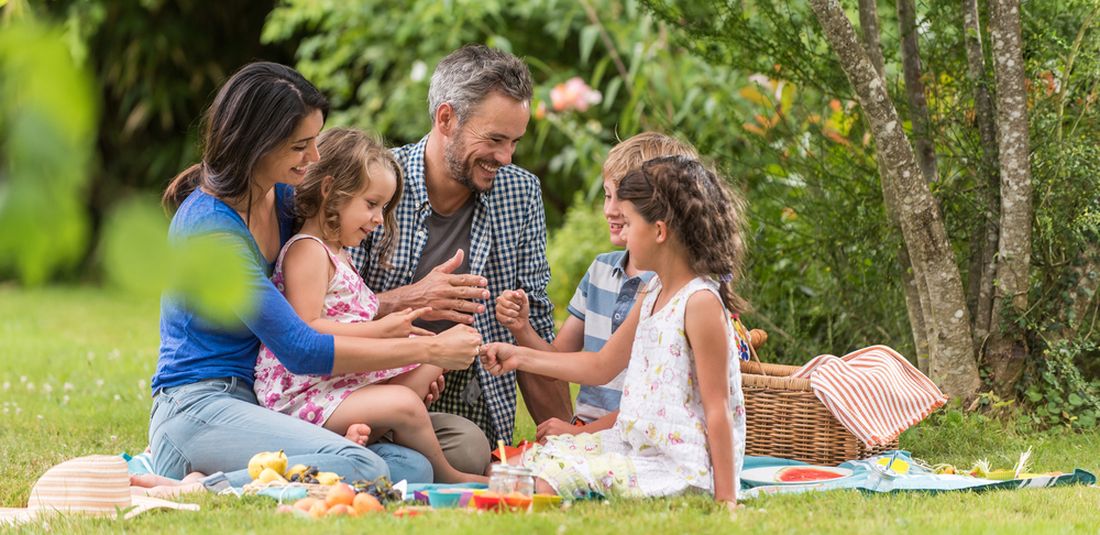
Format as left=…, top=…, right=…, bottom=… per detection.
left=148, top=62, right=482, bottom=488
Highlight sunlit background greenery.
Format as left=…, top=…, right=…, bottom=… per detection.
left=1, top=0, right=1098, bottom=427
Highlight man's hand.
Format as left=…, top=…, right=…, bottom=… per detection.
left=479, top=342, right=522, bottom=376
left=429, top=324, right=483, bottom=370
left=535, top=417, right=578, bottom=442
left=401, top=250, right=489, bottom=324
left=495, top=289, right=530, bottom=333
left=371, top=307, right=435, bottom=337
left=423, top=373, right=445, bottom=406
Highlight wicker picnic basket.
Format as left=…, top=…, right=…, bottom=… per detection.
left=740, top=330, right=897, bottom=466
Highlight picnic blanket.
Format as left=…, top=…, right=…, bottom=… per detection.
left=791, top=345, right=947, bottom=447
left=740, top=451, right=1096, bottom=499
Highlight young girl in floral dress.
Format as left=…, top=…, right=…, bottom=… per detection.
left=481, top=155, right=748, bottom=507
left=254, top=128, right=485, bottom=483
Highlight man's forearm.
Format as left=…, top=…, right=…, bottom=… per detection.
left=375, top=285, right=417, bottom=317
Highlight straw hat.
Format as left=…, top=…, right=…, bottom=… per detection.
left=0, top=455, right=199, bottom=526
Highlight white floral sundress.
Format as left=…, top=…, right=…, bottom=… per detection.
left=254, top=233, right=418, bottom=425
left=522, top=276, right=746, bottom=499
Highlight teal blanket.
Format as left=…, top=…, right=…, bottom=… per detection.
left=741, top=451, right=1095, bottom=499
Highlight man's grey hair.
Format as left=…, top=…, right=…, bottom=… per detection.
left=428, top=44, right=533, bottom=124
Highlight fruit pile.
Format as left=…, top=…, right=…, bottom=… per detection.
left=247, top=451, right=418, bottom=519
left=277, top=483, right=386, bottom=518
left=247, top=450, right=340, bottom=485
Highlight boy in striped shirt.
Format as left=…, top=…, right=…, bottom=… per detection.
left=495, top=132, right=699, bottom=440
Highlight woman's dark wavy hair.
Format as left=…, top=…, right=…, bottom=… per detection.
left=617, top=155, right=750, bottom=314
left=162, top=62, right=329, bottom=212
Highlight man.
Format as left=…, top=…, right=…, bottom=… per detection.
left=349, top=45, right=571, bottom=472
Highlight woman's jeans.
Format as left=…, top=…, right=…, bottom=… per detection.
left=149, top=377, right=433, bottom=487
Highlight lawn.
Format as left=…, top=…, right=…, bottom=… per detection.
left=2, top=285, right=1099, bottom=534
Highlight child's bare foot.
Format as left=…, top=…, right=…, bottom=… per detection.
left=130, top=471, right=205, bottom=488
left=130, top=472, right=206, bottom=497
left=131, top=481, right=205, bottom=498
left=345, top=423, right=372, bottom=445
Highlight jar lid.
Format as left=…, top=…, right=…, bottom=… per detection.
left=490, top=464, right=534, bottom=476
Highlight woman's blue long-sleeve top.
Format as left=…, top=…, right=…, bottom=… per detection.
left=151, top=184, right=334, bottom=392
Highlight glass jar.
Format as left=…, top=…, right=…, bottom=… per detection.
left=489, top=465, right=536, bottom=511
left=488, top=464, right=516, bottom=495
left=510, top=466, right=535, bottom=498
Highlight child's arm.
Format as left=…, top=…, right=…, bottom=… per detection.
left=685, top=291, right=737, bottom=506
left=496, top=289, right=585, bottom=352
left=282, top=239, right=432, bottom=338
left=481, top=297, right=641, bottom=385
left=535, top=409, right=618, bottom=441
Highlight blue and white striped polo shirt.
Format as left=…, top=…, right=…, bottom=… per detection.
left=567, top=250, right=654, bottom=423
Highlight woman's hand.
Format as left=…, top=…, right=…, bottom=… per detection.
left=495, top=289, right=530, bottom=333
left=371, top=307, right=434, bottom=338
left=429, top=324, right=483, bottom=370
left=479, top=342, right=522, bottom=376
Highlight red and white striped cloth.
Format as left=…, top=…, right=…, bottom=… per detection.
left=790, top=345, right=947, bottom=447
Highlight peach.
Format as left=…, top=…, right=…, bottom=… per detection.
left=353, top=492, right=384, bottom=514
left=327, top=504, right=352, bottom=517
left=325, top=483, right=356, bottom=507
left=308, top=501, right=329, bottom=519
left=293, top=497, right=320, bottom=513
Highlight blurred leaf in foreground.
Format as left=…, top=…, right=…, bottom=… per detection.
left=0, top=21, right=95, bottom=284
left=101, top=196, right=253, bottom=325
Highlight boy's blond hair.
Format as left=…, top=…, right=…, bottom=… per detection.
left=602, top=132, right=700, bottom=185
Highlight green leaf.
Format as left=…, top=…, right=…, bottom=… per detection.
left=580, top=25, right=599, bottom=65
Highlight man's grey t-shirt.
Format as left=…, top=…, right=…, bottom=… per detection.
left=411, top=198, right=475, bottom=333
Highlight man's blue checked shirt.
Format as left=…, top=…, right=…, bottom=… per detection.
left=348, top=136, right=555, bottom=444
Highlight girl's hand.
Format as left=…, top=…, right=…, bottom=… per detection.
left=495, top=290, right=530, bottom=332
left=423, top=373, right=445, bottom=407
left=535, top=417, right=577, bottom=442
left=373, top=307, right=434, bottom=338
left=430, top=325, right=482, bottom=370
left=479, top=342, right=522, bottom=376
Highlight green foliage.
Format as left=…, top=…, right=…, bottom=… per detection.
left=0, top=21, right=95, bottom=284
left=0, top=14, right=255, bottom=323
left=1022, top=340, right=1100, bottom=429
left=263, top=0, right=754, bottom=225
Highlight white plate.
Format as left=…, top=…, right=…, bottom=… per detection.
left=741, top=465, right=853, bottom=486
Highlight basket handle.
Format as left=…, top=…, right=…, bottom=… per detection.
left=735, top=315, right=769, bottom=377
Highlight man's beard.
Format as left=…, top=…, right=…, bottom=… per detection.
left=443, top=135, right=495, bottom=194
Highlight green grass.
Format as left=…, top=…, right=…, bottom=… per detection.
left=3, top=285, right=1100, bottom=534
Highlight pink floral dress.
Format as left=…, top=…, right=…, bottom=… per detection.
left=522, top=276, right=746, bottom=499
left=254, top=233, right=418, bottom=425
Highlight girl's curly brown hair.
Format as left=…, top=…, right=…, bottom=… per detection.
left=616, top=155, right=750, bottom=314
left=293, top=128, right=403, bottom=267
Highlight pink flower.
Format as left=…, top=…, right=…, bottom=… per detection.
left=264, top=392, right=281, bottom=408
left=550, top=77, right=602, bottom=113
left=298, top=402, right=324, bottom=424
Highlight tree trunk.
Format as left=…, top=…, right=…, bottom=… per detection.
left=985, top=0, right=1033, bottom=398
left=858, top=0, right=931, bottom=372
left=808, top=0, right=980, bottom=399
left=962, top=0, right=1001, bottom=350
left=858, top=0, right=887, bottom=78
left=896, top=0, right=939, bottom=185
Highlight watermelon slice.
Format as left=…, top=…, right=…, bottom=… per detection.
left=776, top=466, right=847, bottom=483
